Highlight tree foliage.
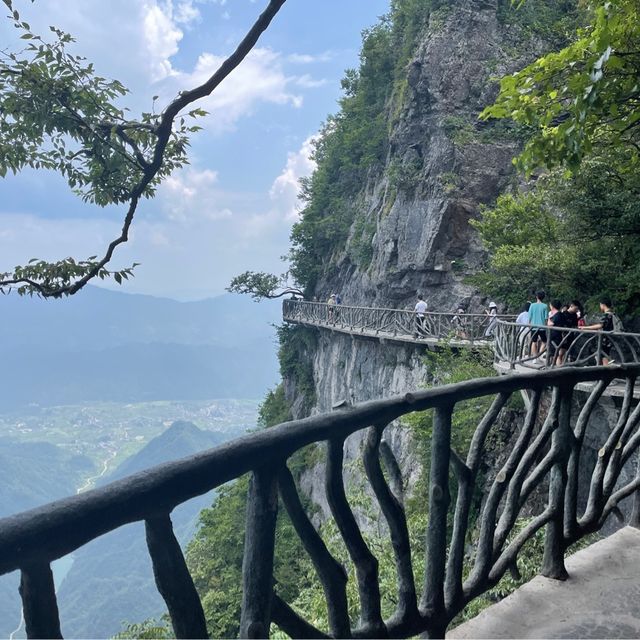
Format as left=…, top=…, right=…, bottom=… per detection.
left=483, top=0, right=640, bottom=173
left=0, top=0, right=286, bottom=297
left=226, top=270, right=302, bottom=300
left=474, top=0, right=640, bottom=317
left=470, top=145, right=640, bottom=314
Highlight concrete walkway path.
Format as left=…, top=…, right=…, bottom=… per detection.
left=448, top=526, right=640, bottom=639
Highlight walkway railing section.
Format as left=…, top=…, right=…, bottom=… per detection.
left=1, top=367, right=640, bottom=638
left=495, top=321, right=640, bottom=370
left=283, top=300, right=512, bottom=343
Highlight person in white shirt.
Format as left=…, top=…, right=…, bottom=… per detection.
left=484, top=301, right=498, bottom=337
left=414, top=295, right=428, bottom=337
left=516, top=302, right=530, bottom=325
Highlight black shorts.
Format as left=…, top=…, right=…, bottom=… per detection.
left=552, top=332, right=574, bottom=350
left=532, top=329, right=547, bottom=343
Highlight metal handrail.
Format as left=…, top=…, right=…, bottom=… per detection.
left=2, top=365, right=640, bottom=638
left=494, top=320, right=640, bottom=370
left=283, top=300, right=514, bottom=343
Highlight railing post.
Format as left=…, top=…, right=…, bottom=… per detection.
left=541, top=384, right=573, bottom=580
left=422, top=404, right=452, bottom=637
left=240, top=468, right=279, bottom=639
left=631, top=455, right=640, bottom=530
left=596, top=332, right=603, bottom=365
left=145, top=513, right=208, bottom=639
left=19, top=562, right=62, bottom=639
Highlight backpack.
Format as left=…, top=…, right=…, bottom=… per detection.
left=611, top=313, right=625, bottom=333
left=604, top=311, right=624, bottom=332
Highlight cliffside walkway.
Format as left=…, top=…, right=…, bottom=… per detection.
left=283, top=300, right=640, bottom=396
left=449, top=526, right=640, bottom=639
left=2, top=361, right=640, bottom=638
left=282, top=299, right=511, bottom=347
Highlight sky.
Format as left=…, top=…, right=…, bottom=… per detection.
left=0, top=0, right=390, bottom=300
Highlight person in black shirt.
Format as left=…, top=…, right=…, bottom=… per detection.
left=583, top=296, right=616, bottom=365
left=547, top=300, right=568, bottom=365
left=556, top=301, right=579, bottom=364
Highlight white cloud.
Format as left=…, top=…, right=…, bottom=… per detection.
left=160, top=168, right=225, bottom=222
left=294, top=74, right=328, bottom=89
left=0, top=1, right=324, bottom=134
left=166, top=48, right=305, bottom=133
left=287, top=51, right=335, bottom=64
left=142, top=2, right=185, bottom=81
left=269, top=136, right=317, bottom=222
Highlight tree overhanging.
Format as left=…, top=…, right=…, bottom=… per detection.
left=482, top=0, right=640, bottom=174
left=227, top=271, right=303, bottom=301
left=0, top=0, right=287, bottom=297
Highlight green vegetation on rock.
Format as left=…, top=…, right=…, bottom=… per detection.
left=474, top=0, right=640, bottom=317
left=288, top=0, right=434, bottom=293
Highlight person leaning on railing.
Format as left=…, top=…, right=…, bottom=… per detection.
left=528, top=290, right=549, bottom=361
left=583, top=296, right=622, bottom=366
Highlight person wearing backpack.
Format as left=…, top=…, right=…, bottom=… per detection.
left=583, top=296, right=623, bottom=365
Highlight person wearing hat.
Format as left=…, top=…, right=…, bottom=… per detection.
left=484, top=301, right=498, bottom=337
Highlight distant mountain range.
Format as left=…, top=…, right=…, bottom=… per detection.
left=0, top=287, right=282, bottom=410
left=56, top=420, right=231, bottom=638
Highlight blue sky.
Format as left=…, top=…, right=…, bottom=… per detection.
left=0, top=0, right=389, bottom=300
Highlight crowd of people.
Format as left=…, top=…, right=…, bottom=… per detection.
left=312, top=292, right=625, bottom=367
left=514, top=290, right=624, bottom=365
left=412, top=290, right=625, bottom=366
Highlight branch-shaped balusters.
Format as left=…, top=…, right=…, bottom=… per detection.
left=540, top=384, right=574, bottom=580
left=422, top=405, right=453, bottom=638
left=581, top=375, right=636, bottom=528
left=20, top=562, right=62, bottom=640
left=363, top=424, right=419, bottom=627
left=145, top=513, right=208, bottom=639
left=602, top=376, right=639, bottom=498
left=492, top=389, right=561, bottom=554
left=278, top=465, right=351, bottom=638
left=564, top=379, right=609, bottom=539
left=380, top=439, right=405, bottom=505
left=446, top=392, right=511, bottom=607
left=271, top=595, right=330, bottom=639
left=326, top=437, right=387, bottom=637
left=240, top=468, right=279, bottom=639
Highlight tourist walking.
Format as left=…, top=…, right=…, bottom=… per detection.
left=528, top=290, right=549, bottom=360
left=327, top=293, right=336, bottom=322
left=484, top=301, right=498, bottom=337
left=414, top=295, right=428, bottom=337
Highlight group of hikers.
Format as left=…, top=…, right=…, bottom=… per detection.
left=315, top=291, right=625, bottom=367
left=413, top=290, right=625, bottom=366
left=514, top=291, right=623, bottom=366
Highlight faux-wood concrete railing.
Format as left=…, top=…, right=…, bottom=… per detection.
left=2, top=366, right=640, bottom=638
left=494, top=320, right=640, bottom=369
left=283, top=299, right=513, bottom=344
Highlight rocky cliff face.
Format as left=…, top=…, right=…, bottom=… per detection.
left=317, top=0, right=550, bottom=314
left=288, top=1, right=561, bottom=418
